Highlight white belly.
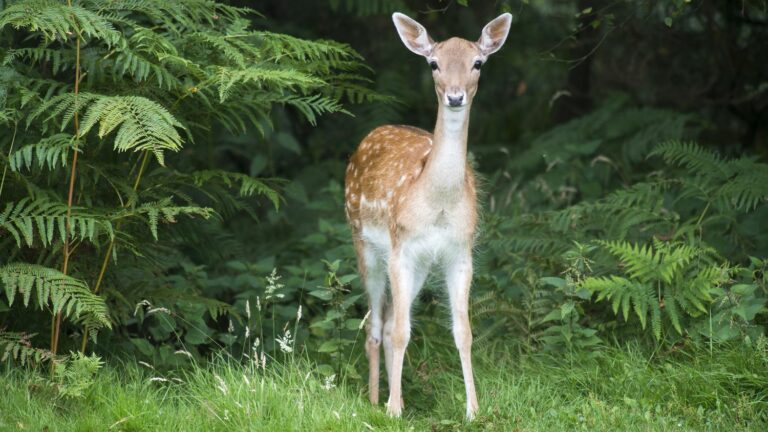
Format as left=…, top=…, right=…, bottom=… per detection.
left=361, top=223, right=462, bottom=269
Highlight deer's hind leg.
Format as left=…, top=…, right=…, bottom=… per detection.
left=358, top=239, right=387, bottom=405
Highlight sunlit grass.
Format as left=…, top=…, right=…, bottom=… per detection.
left=2, top=342, right=767, bottom=431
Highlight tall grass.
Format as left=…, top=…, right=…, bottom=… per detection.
left=2, top=341, right=766, bottom=431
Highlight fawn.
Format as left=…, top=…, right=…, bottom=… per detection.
left=344, top=12, right=512, bottom=419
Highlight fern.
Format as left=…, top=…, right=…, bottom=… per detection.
left=0, top=263, right=111, bottom=330
left=0, top=0, right=378, bottom=363
left=210, top=66, right=325, bottom=102
left=30, top=93, right=185, bottom=165
left=0, top=0, right=121, bottom=46
left=8, top=133, right=75, bottom=172
left=0, top=198, right=114, bottom=247
left=113, top=198, right=215, bottom=240
left=280, top=94, right=348, bottom=126
left=583, top=240, right=725, bottom=339
left=190, top=170, right=281, bottom=209
left=0, top=330, right=57, bottom=365
left=110, top=31, right=183, bottom=90
left=651, top=140, right=768, bottom=212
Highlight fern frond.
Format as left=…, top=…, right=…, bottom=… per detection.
left=5, top=48, right=73, bottom=75
left=582, top=276, right=653, bottom=330
left=0, top=0, right=120, bottom=46
left=650, top=141, right=729, bottom=180
left=0, top=330, right=57, bottom=365
left=0, top=198, right=114, bottom=247
left=191, top=170, right=280, bottom=209
left=716, top=159, right=768, bottom=212
left=600, top=240, right=660, bottom=283
left=8, top=133, right=76, bottom=172
left=0, top=263, right=110, bottom=330
left=78, top=95, right=185, bottom=164
left=114, top=198, right=215, bottom=240
left=253, top=31, right=359, bottom=63
left=29, top=91, right=99, bottom=130
left=209, top=66, right=325, bottom=102
left=31, top=93, right=185, bottom=165
left=280, top=94, right=348, bottom=126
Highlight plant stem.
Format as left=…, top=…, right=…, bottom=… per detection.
left=51, top=3, right=82, bottom=364
left=0, top=121, right=18, bottom=200
left=80, top=150, right=150, bottom=353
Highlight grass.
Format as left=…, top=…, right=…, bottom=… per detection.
left=2, top=342, right=767, bottom=431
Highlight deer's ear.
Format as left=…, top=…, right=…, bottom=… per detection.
left=392, top=12, right=434, bottom=57
left=478, top=13, right=512, bottom=56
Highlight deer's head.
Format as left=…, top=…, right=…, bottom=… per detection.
left=392, top=12, right=512, bottom=109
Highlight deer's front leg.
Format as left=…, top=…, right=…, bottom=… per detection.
left=364, top=257, right=387, bottom=405
left=385, top=248, right=415, bottom=417
left=445, top=248, right=478, bottom=420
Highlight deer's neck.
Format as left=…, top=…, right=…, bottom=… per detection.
left=422, top=105, right=470, bottom=195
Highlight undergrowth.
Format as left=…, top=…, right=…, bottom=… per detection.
left=2, top=342, right=766, bottom=431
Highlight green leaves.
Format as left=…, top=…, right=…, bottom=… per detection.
left=0, top=198, right=113, bottom=247
left=0, top=263, right=110, bottom=330
left=0, top=331, right=56, bottom=365
left=8, top=133, right=76, bottom=172
left=583, top=240, right=727, bottom=340
left=191, top=170, right=281, bottom=209
left=30, top=93, right=185, bottom=165
left=0, top=0, right=120, bottom=46
left=0, top=0, right=377, bottom=368
left=78, top=96, right=184, bottom=165
left=651, top=140, right=768, bottom=212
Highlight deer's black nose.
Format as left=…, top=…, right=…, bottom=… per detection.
left=447, top=94, right=464, bottom=107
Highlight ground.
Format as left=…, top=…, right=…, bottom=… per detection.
left=2, top=342, right=766, bottom=431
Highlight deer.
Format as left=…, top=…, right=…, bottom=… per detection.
left=344, top=12, right=512, bottom=420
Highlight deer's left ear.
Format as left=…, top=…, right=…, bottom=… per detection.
left=478, top=13, right=512, bottom=56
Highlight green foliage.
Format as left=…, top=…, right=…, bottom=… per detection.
left=583, top=239, right=727, bottom=340
left=0, top=0, right=120, bottom=45
left=0, top=331, right=56, bottom=366
left=0, top=0, right=765, bottom=381
left=308, top=260, right=362, bottom=377
left=480, top=101, right=767, bottom=349
left=51, top=351, right=103, bottom=398
left=0, top=0, right=375, bottom=363
left=1, top=263, right=110, bottom=331
left=650, top=141, right=768, bottom=212
left=1, top=198, right=113, bottom=247
left=8, top=133, right=74, bottom=172
left=2, top=344, right=767, bottom=430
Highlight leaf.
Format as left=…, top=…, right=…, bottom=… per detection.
left=308, top=289, right=332, bottom=301
left=0, top=263, right=110, bottom=330
left=345, top=318, right=363, bottom=330
left=318, top=340, right=340, bottom=353
left=731, top=284, right=757, bottom=297
left=540, top=277, right=567, bottom=288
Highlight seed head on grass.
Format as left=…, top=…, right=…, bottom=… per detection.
left=276, top=329, right=294, bottom=353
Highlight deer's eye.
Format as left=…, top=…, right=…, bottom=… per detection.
left=429, top=61, right=438, bottom=71
left=473, top=60, right=483, bottom=70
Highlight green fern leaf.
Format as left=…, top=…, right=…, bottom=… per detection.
left=8, top=133, right=76, bottom=172
left=0, top=330, right=58, bottom=365
left=0, top=0, right=120, bottom=46
left=0, top=263, right=110, bottom=330
left=0, top=198, right=113, bottom=247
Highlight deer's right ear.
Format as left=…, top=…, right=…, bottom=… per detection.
left=392, top=12, right=434, bottom=57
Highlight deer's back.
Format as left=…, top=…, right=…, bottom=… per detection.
left=345, top=125, right=434, bottom=231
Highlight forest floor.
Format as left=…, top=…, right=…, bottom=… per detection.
left=2, top=343, right=766, bottom=431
